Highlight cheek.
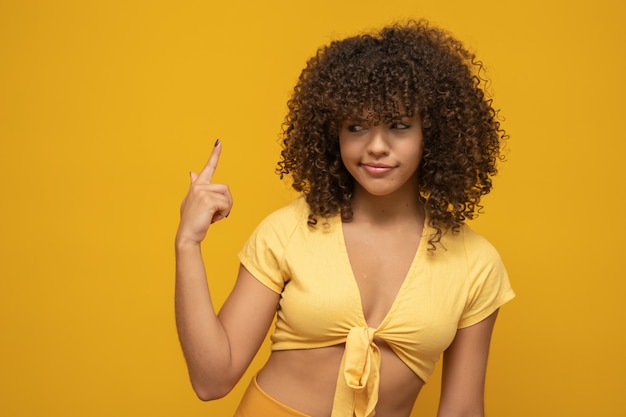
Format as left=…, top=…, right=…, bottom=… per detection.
left=338, top=139, right=354, bottom=163
left=402, top=142, right=424, bottom=165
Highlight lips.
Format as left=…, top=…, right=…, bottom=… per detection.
left=360, top=162, right=395, bottom=175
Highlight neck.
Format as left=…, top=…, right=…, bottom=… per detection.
left=350, top=185, right=424, bottom=225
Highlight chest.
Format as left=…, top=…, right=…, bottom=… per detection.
left=275, top=223, right=467, bottom=351
left=274, top=217, right=472, bottom=336
left=342, top=222, right=422, bottom=328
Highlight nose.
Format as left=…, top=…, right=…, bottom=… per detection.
left=367, top=126, right=390, bottom=156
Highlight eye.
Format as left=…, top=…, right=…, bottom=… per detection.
left=346, top=125, right=365, bottom=133
left=390, top=122, right=410, bottom=130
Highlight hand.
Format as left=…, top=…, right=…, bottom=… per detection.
left=176, top=140, right=233, bottom=245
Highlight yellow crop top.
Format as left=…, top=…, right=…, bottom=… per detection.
left=238, top=198, right=515, bottom=417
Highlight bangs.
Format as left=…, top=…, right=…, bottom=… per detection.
left=317, top=44, right=421, bottom=125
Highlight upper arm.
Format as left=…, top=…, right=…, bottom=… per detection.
left=437, top=309, right=499, bottom=417
left=217, top=264, right=281, bottom=383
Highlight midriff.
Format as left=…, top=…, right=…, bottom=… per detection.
left=257, top=340, right=424, bottom=417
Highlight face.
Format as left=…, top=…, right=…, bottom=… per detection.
left=339, top=114, right=424, bottom=199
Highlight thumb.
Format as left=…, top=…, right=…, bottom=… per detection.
left=190, top=171, right=199, bottom=183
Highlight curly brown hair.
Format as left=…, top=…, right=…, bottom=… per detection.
left=276, top=19, right=507, bottom=249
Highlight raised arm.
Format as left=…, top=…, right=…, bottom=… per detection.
left=175, top=140, right=280, bottom=400
left=437, top=310, right=499, bottom=417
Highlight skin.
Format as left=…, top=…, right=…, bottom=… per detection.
left=176, top=130, right=499, bottom=416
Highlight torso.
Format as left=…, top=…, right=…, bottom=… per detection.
left=258, top=208, right=425, bottom=417
left=239, top=194, right=511, bottom=416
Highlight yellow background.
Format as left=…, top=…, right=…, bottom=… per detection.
left=1, top=0, right=624, bottom=416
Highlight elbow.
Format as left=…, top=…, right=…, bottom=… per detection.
left=194, top=388, right=222, bottom=402
left=191, top=377, right=237, bottom=402
left=437, top=406, right=484, bottom=417
left=194, top=390, right=223, bottom=402
left=438, top=412, right=483, bottom=417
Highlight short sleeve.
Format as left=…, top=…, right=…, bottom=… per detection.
left=458, top=231, right=515, bottom=328
left=237, top=202, right=301, bottom=294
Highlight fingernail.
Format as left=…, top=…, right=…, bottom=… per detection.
left=214, top=138, right=221, bottom=147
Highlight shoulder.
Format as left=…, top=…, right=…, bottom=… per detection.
left=458, top=224, right=502, bottom=263
left=245, top=197, right=312, bottom=248
left=443, top=225, right=515, bottom=328
left=456, top=225, right=507, bottom=283
left=430, top=223, right=502, bottom=263
left=436, top=223, right=509, bottom=286
left=238, top=198, right=311, bottom=293
left=255, top=196, right=310, bottom=233
left=265, top=196, right=310, bottom=221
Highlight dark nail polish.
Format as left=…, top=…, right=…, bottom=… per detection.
left=214, top=138, right=221, bottom=147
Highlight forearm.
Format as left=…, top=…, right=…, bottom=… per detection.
left=175, top=239, right=234, bottom=399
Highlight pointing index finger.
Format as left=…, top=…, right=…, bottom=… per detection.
left=196, top=139, right=222, bottom=183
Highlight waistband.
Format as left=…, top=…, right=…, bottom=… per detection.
left=233, top=376, right=310, bottom=417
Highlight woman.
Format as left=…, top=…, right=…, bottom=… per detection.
left=175, top=19, right=515, bottom=417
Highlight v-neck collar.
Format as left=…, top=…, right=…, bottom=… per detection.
left=333, top=214, right=429, bottom=330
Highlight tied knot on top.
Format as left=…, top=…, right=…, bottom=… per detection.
left=332, top=327, right=381, bottom=417
left=344, top=327, right=378, bottom=390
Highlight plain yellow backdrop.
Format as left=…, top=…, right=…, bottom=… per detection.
left=1, top=0, right=624, bottom=416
